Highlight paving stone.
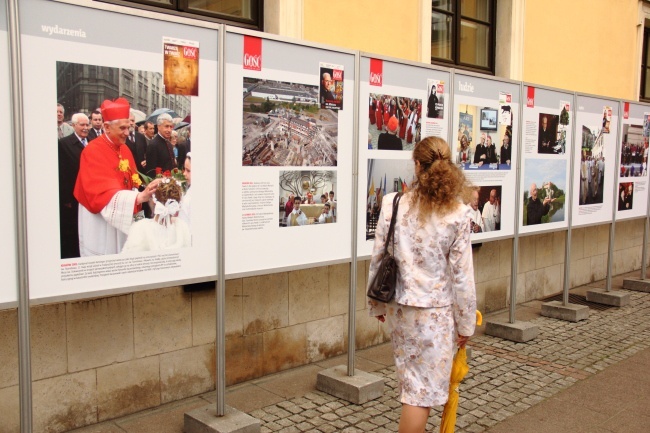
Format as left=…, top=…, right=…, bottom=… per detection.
left=175, top=289, right=650, bottom=433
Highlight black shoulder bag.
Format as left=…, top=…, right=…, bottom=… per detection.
left=367, top=193, right=403, bottom=303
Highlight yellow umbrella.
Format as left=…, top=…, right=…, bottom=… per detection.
left=440, top=311, right=483, bottom=433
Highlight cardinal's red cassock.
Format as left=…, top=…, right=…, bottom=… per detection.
left=73, top=133, right=141, bottom=256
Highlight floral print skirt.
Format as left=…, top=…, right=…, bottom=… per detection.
left=386, top=301, right=455, bottom=407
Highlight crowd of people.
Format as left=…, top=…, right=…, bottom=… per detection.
left=619, top=141, right=648, bottom=177
left=369, top=95, right=421, bottom=149
left=579, top=153, right=605, bottom=205
left=57, top=98, right=193, bottom=258
left=456, top=129, right=512, bottom=166
left=282, top=191, right=336, bottom=226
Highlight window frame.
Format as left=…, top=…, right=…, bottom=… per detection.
left=640, top=26, right=650, bottom=102
left=431, top=0, right=496, bottom=75
left=99, top=0, right=264, bottom=31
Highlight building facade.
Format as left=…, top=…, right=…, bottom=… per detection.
left=3, top=1, right=650, bottom=431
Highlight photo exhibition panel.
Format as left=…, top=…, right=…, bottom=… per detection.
left=0, top=0, right=17, bottom=307
left=572, top=95, right=619, bottom=228
left=224, top=32, right=355, bottom=276
left=615, top=101, right=650, bottom=221
left=452, top=74, right=521, bottom=242
left=358, top=56, right=450, bottom=258
left=519, top=86, right=573, bottom=234
left=20, top=0, right=219, bottom=302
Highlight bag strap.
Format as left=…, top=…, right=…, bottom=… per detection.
left=384, top=192, right=403, bottom=253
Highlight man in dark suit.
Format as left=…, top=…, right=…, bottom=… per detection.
left=87, top=109, right=104, bottom=142
left=538, top=116, right=555, bottom=153
left=185, top=126, right=191, bottom=152
left=127, top=110, right=148, bottom=175
left=146, top=113, right=176, bottom=177
left=143, top=121, right=155, bottom=142
left=474, top=133, right=487, bottom=165
left=58, top=112, right=90, bottom=258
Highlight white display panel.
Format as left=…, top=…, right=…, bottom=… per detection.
left=615, top=101, right=650, bottom=221
left=357, top=56, right=450, bottom=258
left=518, top=86, right=572, bottom=234
left=224, top=32, right=355, bottom=276
left=0, top=0, right=18, bottom=307
left=20, top=0, right=218, bottom=302
left=572, top=95, right=619, bottom=228
left=451, top=74, right=520, bottom=241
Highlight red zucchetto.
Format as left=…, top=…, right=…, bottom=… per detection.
left=100, top=97, right=130, bottom=122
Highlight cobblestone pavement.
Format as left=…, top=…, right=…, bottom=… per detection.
left=250, top=290, right=650, bottom=433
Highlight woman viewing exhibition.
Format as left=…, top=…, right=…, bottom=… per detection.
left=367, top=136, right=477, bottom=433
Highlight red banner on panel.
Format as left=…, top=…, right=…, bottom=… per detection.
left=243, top=36, right=262, bottom=71
left=369, top=58, right=382, bottom=87
left=623, top=102, right=629, bottom=119
left=527, top=86, right=535, bottom=108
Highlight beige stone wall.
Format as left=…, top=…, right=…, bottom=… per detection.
left=2, top=220, right=649, bottom=431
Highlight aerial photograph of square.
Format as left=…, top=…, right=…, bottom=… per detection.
left=242, top=78, right=338, bottom=166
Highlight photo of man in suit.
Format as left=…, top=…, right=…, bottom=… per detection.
left=58, top=112, right=89, bottom=258
left=145, top=113, right=176, bottom=177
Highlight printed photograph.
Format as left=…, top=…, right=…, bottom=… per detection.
left=466, top=186, right=502, bottom=233
left=602, top=106, right=612, bottom=134
left=368, top=93, right=422, bottom=151
left=579, top=125, right=606, bottom=205
left=618, top=182, right=634, bottom=211
left=163, top=37, right=199, bottom=96
left=499, top=92, right=513, bottom=126
left=319, top=64, right=344, bottom=110
left=537, top=113, right=562, bottom=154
left=620, top=124, right=648, bottom=178
left=279, top=170, right=337, bottom=227
left=481, top=107, right=498, bottom=130
left=242, top=78, right=337, bottom=167
left=522, top=159, right=567, bottom=226
left=56, top=61, right=192, bottom=259
left=426, top=79, right=444, bottom=119
left=366, top=159, right=414, bottom=240
left=456, top=104, right=513, bottom=170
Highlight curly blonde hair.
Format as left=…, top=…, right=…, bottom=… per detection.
left=411, top=136, right=473, bottom=220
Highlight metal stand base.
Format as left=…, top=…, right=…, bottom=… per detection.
left=585, top=289, right=630, bottom=307
left=541, top=301, right=590, bottom=322
left=484, top=319, right=539, bottom=342
left=316, top=365, right=383, bottom=405
left=184, top=405, right=260, bottom=433
left=622, top=278, right=650, bottom=293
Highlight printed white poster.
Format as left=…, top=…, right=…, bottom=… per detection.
left=451, top=74, right=520, bottom=242
left=519, top=86, right=572, bottom=234
left=225, top=32, right=355, bottom=276
left=20, top=0, right=218, bottom=302
left=615, top=102, right=650, bottom=221
left=0, top=0, right=18, bottom=307
left=571, top=95, right=619, bottom=227
left=357, top=57, right=450, bottom=257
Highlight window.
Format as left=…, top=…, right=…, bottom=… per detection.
left=431, top=0, right=496, bottom=74
left=641, top=26, right=650, bottom=101
left=102, top=0, right=263, bottom=30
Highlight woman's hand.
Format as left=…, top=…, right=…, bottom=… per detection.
left=457, top=333, right=470, bottom=348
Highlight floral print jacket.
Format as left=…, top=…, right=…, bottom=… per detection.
left=368, top=192, right=477, bottom=337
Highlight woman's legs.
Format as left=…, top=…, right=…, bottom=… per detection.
left=399, top=404, right=430, bottom=433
